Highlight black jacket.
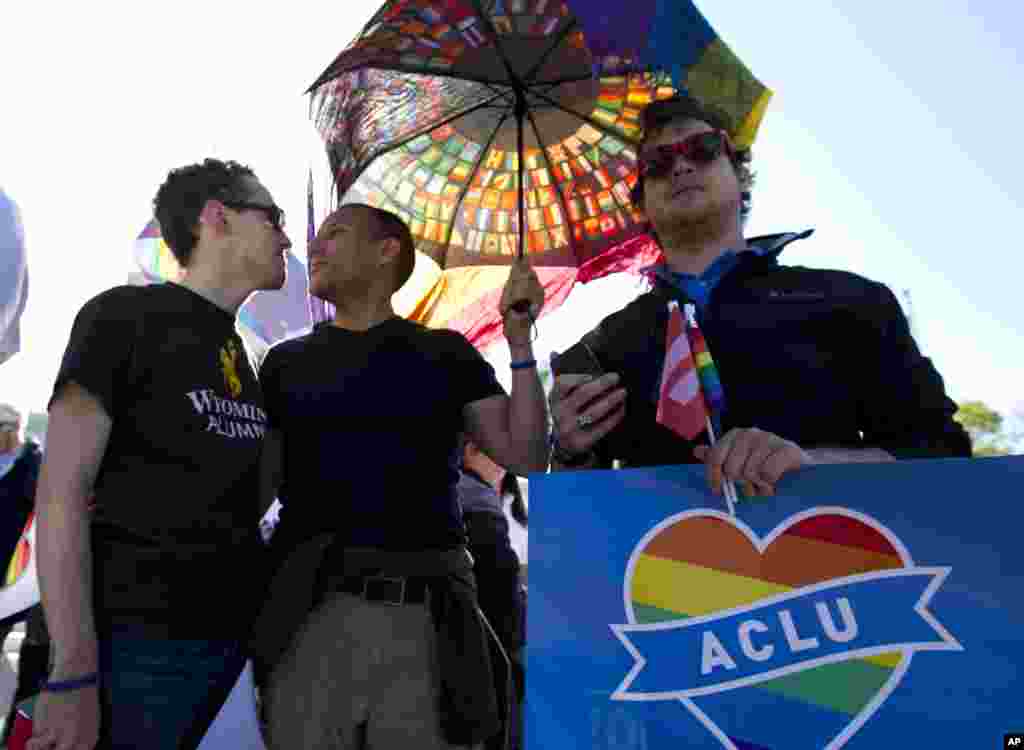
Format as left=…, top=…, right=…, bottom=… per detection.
left=552, top=233, right=971, bottom=468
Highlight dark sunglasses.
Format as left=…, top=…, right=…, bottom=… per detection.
left=221, top=200, right=286, bottom=231
left=638, top=130, right=732, bottom=178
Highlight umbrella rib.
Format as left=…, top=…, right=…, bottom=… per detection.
left=467, top=0, right=523, bottom=88
left=530, top=73, right=604, bottom=90
left=528, top=88, right=640, bottom=145
left=532, top=63, right=656, bottom=89
left=522, top=18, right=580, bottom=83
left=439, top=109, right=512, bottom=267
left=524, top=109, right=586, bottom=268
left=307, top=63, right=515, bottom=96
left=328, top=89, right=512, bottom=204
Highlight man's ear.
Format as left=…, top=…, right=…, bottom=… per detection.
left=379, top=236, right=401, bottom=267
left=198, top=200, right=226, bottom=233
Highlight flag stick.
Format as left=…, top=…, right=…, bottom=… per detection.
left=705, top=416, right=738, bottom=517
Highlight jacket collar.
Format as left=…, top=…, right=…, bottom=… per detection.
left=748, top=229, right=815, bottom=258
left=644, top=229, right=814, bottom=290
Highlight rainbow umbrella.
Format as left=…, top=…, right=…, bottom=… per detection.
left=306, top=0, right=770, bottom=348
left=133, top=218, right=313, bottom=349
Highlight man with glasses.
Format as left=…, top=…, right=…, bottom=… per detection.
left=549, top=93, right=970, bottom=483
left=29, top=159, right=291, bottom=750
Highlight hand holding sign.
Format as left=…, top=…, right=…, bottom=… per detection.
left=694, top=427, right=812, bottom=498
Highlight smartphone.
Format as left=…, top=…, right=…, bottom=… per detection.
left=550, top=338, right=623, bottom=422
left=550, top=336, right=605, bottom=379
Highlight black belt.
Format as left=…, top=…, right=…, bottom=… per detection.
left=333, top=575, right=432, bottom=606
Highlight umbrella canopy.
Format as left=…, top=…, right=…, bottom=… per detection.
left=307, top=0, right=770, bottom=346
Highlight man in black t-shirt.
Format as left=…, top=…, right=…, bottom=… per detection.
left=30, top=159, right=292, bottom=750
left=257, top=204, right=548, bottom=749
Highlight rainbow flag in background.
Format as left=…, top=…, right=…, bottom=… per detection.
left=4, top=511, right=33, bottom=587
left=629, top=513, right=907, bottom=747
left=308, top=168, right=335, bottom=325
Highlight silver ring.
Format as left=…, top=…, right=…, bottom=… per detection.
left=576, top=413, right=594, bottom=429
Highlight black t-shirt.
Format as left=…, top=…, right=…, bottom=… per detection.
left=260, top=317, right=505, bottom=550
left=51, top=283, right=268, bottom=639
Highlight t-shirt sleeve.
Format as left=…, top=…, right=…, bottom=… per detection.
left=444, top=331, right=506, bottom=408
left=51, top=287, right=141, bottom=418
left=257, top=345, right=286, bottom=430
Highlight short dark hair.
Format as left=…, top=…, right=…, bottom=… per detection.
left=351, top=204, right=415, bottom=293
left=153, top=159, right=257, bottom=267
left=631, top=94, right=754, bottom=220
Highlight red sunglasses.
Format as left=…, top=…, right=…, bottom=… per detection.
left=638, top=130, right=732, bottom=178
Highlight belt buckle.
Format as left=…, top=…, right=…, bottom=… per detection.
left=363, top=576, right=406, bottom=605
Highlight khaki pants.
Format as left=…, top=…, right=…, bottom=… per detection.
left=266, top=590, right=481, bottom=750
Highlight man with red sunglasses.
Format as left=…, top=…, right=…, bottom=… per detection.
left=548, top=93, right=970, bottom=486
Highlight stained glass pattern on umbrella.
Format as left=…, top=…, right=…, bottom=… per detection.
left=312, top=0, right=577, bottom=83
left=336, top=70, right=673, bottom=269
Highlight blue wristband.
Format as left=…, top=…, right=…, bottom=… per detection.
left=510, top=359, right=537, bottom=370
left=41, top=672, right=100, bottom=693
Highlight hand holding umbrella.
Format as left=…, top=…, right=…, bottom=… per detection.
left=500, top=256, right=544, bottom=348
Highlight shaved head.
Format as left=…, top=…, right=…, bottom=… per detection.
left=339, top=204, right=416, bottom=293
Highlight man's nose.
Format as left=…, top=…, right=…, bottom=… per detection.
left=673, top=155, right=697, bottom=175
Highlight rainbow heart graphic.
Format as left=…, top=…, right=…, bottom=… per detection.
left=611, top=508, right=962, bottom=749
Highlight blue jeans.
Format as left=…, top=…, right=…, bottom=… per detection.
left=96, top=627, right=245, bottom=750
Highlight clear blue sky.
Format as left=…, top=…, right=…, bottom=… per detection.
left=1, top=1, right=1021, bottom=434
left=709, top=1, right=1023, bottom=420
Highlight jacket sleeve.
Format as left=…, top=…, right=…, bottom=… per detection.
left=858, top=283, right=972, bottom=459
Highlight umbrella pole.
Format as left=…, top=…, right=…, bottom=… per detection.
left=508, top=86, right=534, bottom=317
left=515, top=86, right=527, bottom=262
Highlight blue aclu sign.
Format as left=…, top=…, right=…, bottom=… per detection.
left=526, top=457, right=1023, bottom=749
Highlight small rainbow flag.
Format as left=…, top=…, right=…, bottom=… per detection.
left=656, top=301, right=709, bottom=441
left=684, top=303, right=726, bottom=435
